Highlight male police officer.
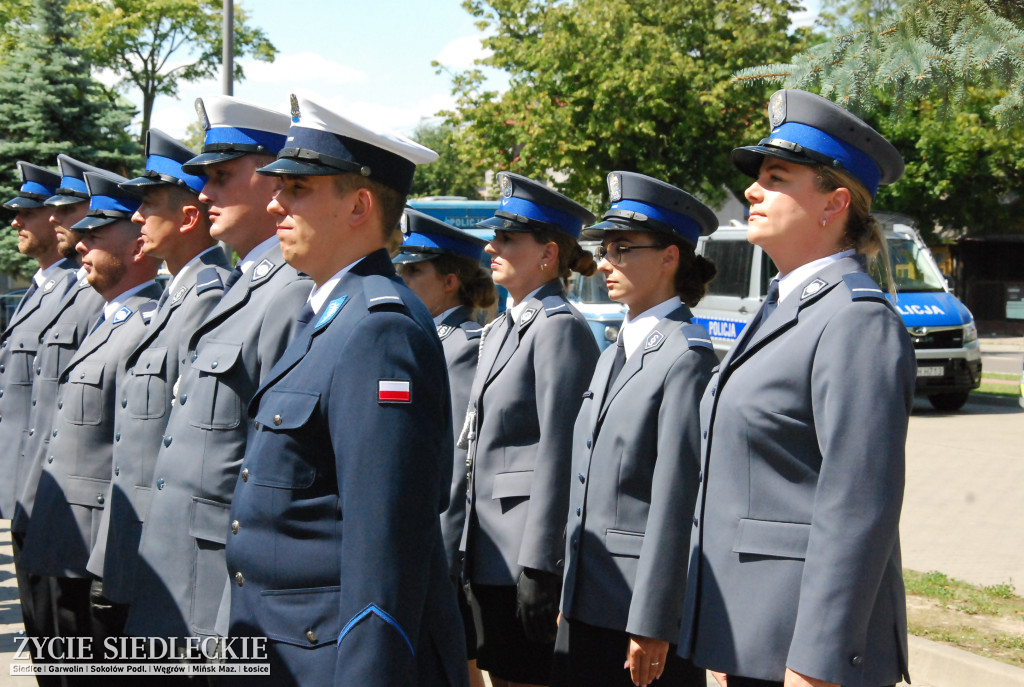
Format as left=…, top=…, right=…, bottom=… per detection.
left=84, top=130, right=231, bottom=639
left=127, top=96, right=310, bottom=644
left=19, top=169, right=163, bottom=662
left=223, top=94, right=466, bottom=686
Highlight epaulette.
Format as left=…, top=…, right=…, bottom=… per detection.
left=681, top=322, right=714, bottom=351
left=842, top=273, right=889, bottom=303
left=138, top=301, right=158, bottom=324
left=364, top=275, right=406, bottom=311
left=460, top=319, right=483, bottom=340
left=540, top=292, right=573, bottom=317
left=195, top=267, right=226, bottom=295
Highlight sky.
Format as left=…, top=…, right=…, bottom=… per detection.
left=105, top=0, right=822, bottom=141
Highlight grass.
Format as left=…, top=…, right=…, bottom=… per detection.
left=904, top=569, right=1024, bottom=667
left=972, top=372, right=1021, bottom=398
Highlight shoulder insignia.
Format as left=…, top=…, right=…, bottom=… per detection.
left=681, top=322, right=714, bottom=351
left=460, top=320, right=483, bottom=340
left=43, top=279, right=56, bottom=293
left=111, top=305, right=134, bottom=325
left=195, top=267, right=225, bottom=295
left=842, top=273, right=888, bottom=302
left=378, top=379, right=411, bottom=404
left=139, top=301, right=158, bottom=324
left=801, top=278, right=829, bottom=300
left=437, top=324, right=455, bottom=340
left=519, top=308, right=538, bottom=326
left=539, top=291, right=572, bottom=317
left=315, top=296, right=349, bottom=331
left=251, top=258, right=275, bottom=282
left=365, top=275, right=405, bottom=311
left=644, top=330, right=665, bottom=350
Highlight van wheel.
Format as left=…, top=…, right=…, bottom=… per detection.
left=928, top=391, right=970, bottom=411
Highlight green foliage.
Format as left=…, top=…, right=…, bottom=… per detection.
left=443, top=0, right=810, bottom=211
left=735, top=0, right=1024, bottom=127
left=0, top=0, right=141, bottom=280
left=409, top=121, right=483, bottom=200
left=0, top=0, right=33, bottom=53
left=67, top=0, right=277, bottom=140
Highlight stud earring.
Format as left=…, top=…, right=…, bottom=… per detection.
left=540, top=263, right=548, bottom=270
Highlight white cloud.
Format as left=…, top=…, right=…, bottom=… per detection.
left=435, top=35, right=492, bottom=70
left=242, top=52, right=367, bottom=86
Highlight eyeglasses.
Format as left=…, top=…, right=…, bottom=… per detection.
left=594, top=242, right=666, bottom=266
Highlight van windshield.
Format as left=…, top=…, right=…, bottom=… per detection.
left=871, top=237, right=947, bottom=293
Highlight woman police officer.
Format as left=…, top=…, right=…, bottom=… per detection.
left=552, top=172, right=718, bottom=687
left=394, top=208, right=496, bottom=687
left=678, top=89, right=916, bottom=687
left=460, top=172, right=600, bottom=687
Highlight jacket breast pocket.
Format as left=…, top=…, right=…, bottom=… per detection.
left=39, top=323, right=79, bottom=381
left=7, top=330, right=40, bottom=385
left=126, top=347, right=168, bottom=419
left=605, top=528, right=645, bottom=558
left=250, top=390, right=319, bottom=489
left=491, top=470, right=533, bottom=500
left=62, top=360, right=105, bottom=426
left=731, top=518, right=811, bottom=560
left=187, top=340, right=243, bottom=430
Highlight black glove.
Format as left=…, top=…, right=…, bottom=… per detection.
left=515, top=567, right=561, bottom=644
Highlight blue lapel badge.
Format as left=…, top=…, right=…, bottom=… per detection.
left=252, top=258, right=274, bottom=282
left=645, top=330, right=664, bottom=350
left=801, top=278, right=828, bottom=300
left=111, top=305, right=133, bottom=325
left=315, top=296, right=348, bottom=331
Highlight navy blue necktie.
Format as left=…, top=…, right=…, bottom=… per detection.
left=750, top=279, right=780, bottom=337
left=224, top=266, right=244, bottom=289
left=607, top=337, right=626, bottom=388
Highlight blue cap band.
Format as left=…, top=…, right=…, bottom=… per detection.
left=500, top=195, right=583, bottom=237
left=609, top=199, right=703, bottom=245
left=91, top=193, right=140, bottom=215
left=59, top=176, right=89, bottom=195
left=22, top=180, right=56, bottom=198
left=403, top=232, right=484, bottom=260
left=769, top=122, right=882, bottom=196
left=146, top=154, right=207, bottom=193
left=205, top=126, right=287, bottom=154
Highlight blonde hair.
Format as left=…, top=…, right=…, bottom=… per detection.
left=532, top=229, right=597, bottom=282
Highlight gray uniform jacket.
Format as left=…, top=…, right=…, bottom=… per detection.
left=86, top=248, right=231, bottom=601
left=127, top=242, right=310, bottom=640
left=561, top=306, right=715, bottom=643
left=438, top=306, right=483, bottom=576
left=0, top=258, right=78, bottom=518
left=19, top=282, right=163, bottom=578
left=461, top=280, right=599, bottom=585
left=678, top=256, right=915, bottom=686
left=11, top=276, right=106, bottom=536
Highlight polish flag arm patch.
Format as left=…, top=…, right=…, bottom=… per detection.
left=378, top=380, right=412, bottom=403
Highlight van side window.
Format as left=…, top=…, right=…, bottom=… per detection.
left=760, top=251, right=779, bottom=296
left=702, top=241, right=754, bottom=297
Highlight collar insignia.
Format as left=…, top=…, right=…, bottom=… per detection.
left=43, top=279, right=56, bottom=292
left=172, top=286, right=187, bottom=303
left=801, top=278, right=828, bottom=300
left=252, top=258, right=274, bottom=281
left=112, top=306, right=133, bottom=325
left=315, top=296, right=348, bottom=331
left=520, top=308, right=537, bottom=326
left=645, top=330, right=664, bottom=350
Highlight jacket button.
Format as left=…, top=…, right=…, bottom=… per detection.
left=191, top=352, right=197, bottom=362
left=163, top=436, right=172, bottom=447
left=156, top=478, right=165, bottom=490
left=697, top=472, right=702, bottom=482
left=234, top=572, right=244, bottom=587
left=121, top=398, right=127, bottom=408
left=96, top=494, right=104, bottom=505
left=211, top=361, right=218, bottom=369
left=28, top=429, right=34, bottom=436
left=58, top=401, right=63, bottom=409
left=710, top=386, right=716, bottom=397
left=115, top=433, right=120, bottom=442
left=114, top=466, right=120, bottom=476
left=231, top=520, right=239, bottom=535
left=79, top=372, right=84, bottom=379
left=31, top=400, right=35, bottom=406
left=52, top=429, right=57, bottom=437
left=693, top=517, right=699, bottom=527
left=575, top=507, right=581, bottom=516
left=180, top=393, right=187, bottom=404
left=253, top=420, right=260, bottom=430
left=305, top=630, right=317, bottom=644
left=702, top=430, right=707, bottom=439
left=850, top=655, right=863, bottom=666
left=578, top=473, right=585, bottom=483
left=586, top=439, right=591, bottom=449
left=273, top=414, right=282, bottom=426
left=241, top=468, right=249, bottom=482
left=47, top=455, right=53, bottom=464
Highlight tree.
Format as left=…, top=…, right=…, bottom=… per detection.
left=443, top=0, right=812, bottom=210
left=735, top=0, right=1024, bottom=126
left=0, top=0, right=32, bottom=53
left=409, top=121, right=483, bottom=199
left=0, top=0, right=141, bottom=279
left=67, top=0, right=277, bottom=141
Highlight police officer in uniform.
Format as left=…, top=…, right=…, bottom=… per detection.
left=222, top=94, right=465, bottom=686
left=127, top=95, right=309, bottom=644
left=460, top=173, right=600, bottom=687
left=19, top=169, right=163, bottom=666
left=551, top=172, right=717, bottom=687
left=394, top=208, right=496, bottom=687
left=84, top=129, right=231, bottom=640
left=678, top=89, right=915, bottom=687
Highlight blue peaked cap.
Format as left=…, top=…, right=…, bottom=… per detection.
left=477, top=172, right=594, bottom=238
left=393, top=208, right=487, bottom=264
left=121, top=129, right=207, bottom=195
left=46, top=155, right=111, bottom=207
left=3, top=162, right=61, bottom=210
left=583, top=171, right=717, bottom=246
left=71, top=170, right=142, bottom=231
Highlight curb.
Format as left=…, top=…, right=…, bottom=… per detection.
left=909, top=635, right=1024, bottom=687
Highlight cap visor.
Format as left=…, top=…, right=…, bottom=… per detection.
left=732, top=145, right=816, bottom=178
left=476, top=215, right=534, bottom=233
left=181, top=151, right=246, bottom=175
left=3, top=196, right=44, bottom=210
left=256, top=157, right=340, bottom=177
left=392, top=251, right=439, bottom=265
left=45, top=194, right=88, bottom=207
left=71, top=215, right=119, bottom=231
left=119, top=177, right=166, bottom=193
left=581, top=217, right=661, bottom=240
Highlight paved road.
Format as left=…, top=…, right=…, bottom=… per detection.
left=980, top=336, right=1023, bottom=377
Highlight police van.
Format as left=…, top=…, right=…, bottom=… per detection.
left=692, top=220, right=982, bottom=411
